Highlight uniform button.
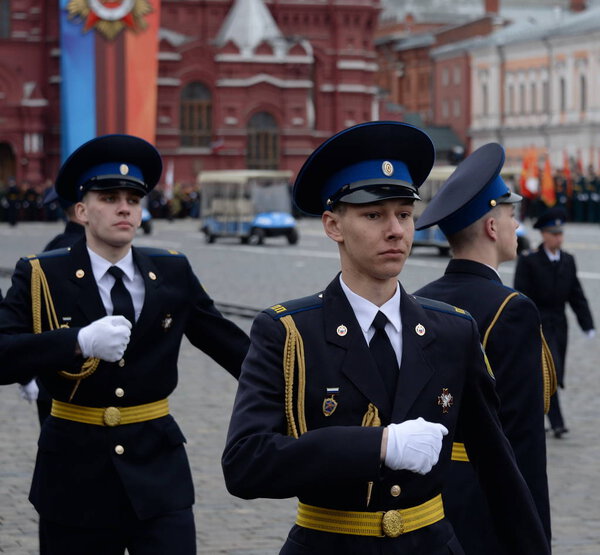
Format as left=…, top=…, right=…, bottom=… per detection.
left=115, top=388, right=125, bottom=398
left=118, top=359, right=125, bottom=367
left=115, top=445, right=125, bottom=455
left=390, top=485, right=401, bottom=497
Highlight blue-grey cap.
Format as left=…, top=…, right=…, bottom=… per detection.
left=293, top=121, right=435, bottom=216
left=416, top=143, right=521, bottom=235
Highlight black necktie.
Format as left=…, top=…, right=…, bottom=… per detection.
left=369, top=311, right=399, bottom=401
left=107, top=266, right=135, bottom=324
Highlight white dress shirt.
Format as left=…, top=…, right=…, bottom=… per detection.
left=87, top=248, right=145, bottom=322
left=339, top=275, right=403, bottom=368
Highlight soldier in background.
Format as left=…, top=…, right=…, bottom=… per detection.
left=414, top=143, right=552, bottom=554
left=514, top=207, right=595, bottom=438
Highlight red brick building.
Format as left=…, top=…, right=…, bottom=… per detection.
left=0, top=0, right=384, bottom=189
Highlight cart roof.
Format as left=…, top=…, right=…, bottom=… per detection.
left=198, top=169, right=293, bottom=184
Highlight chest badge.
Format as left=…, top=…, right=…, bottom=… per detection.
left=323, top=387, right=339, bottom=417
left=437, top=388, right=454, bottom=413
left=336, top=325, right=348, bottom=337
left=162, top=314, right=173, bottom=330
left=415, top=323, right=426, bottom=336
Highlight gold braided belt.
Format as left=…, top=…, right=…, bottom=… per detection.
left=51, top=399, right=169, bottom=427
left=296, top=494, right=444, bottom=538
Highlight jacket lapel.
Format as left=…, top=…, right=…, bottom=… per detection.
left=131, top=248, right=163, bottom=338
left=323, top=278, right=392, bottom=419
left=392, top=288, right=437, bottom=422
left=67, top=239, right=106, bottom=324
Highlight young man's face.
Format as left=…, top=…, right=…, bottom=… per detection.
left=542, top=230, right=564, bottom=252
left=495, top=203, right=519, bottom=263
left=323, top=198, right=415, bottom=283
left=76, top=189, right=143, bottom=250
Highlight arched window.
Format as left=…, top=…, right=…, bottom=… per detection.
left=246, top=112, right=279, bottom=169
left=0, top=1, right=10, bottom=38
left=180, top=82, right=212, bottom=147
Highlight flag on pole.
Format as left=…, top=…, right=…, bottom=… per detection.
left=59, top=1, right=160, bottom=160
left=540, top=156, right=556, bottom=207
left=563, top=150, right=573, bottom=198
left=520, top=148, right=539, bottom=198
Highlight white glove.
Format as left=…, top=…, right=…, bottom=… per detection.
left=384, top=417, right=448, bottom=475
left=585, top=329, right=596, bottom=339
left=18, top=379, right=39, bottom=403
left=77, top=315, right=132, bottom=362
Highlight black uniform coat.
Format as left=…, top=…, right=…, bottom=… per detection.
left=222, top=277, right=549, bottom=555
left=43, top=220, right=85, bottom=251
left=514, top=245, right=594, bottom=386
left=0, top=238, right=250, bottom=527
left=415, top=259, right=550, bottom=553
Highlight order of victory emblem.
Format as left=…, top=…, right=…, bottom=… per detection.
left=67, top=0, right=153, bottom=40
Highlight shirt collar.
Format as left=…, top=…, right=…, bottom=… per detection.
left=543, top=247, right=560, bottom=262
left=339, top=275, right=401, bottom=334
left=87, top=247, right=135, bottom=282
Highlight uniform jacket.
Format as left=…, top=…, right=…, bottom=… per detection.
left=514, top=245, right=594, bottom=385
left=43, top=220, right=85, bottom=251
left=416, top=259, right=550, bottom=554
left=222, top=276, right=549, bottom=555
left=0, top=238, right=250, bottom=527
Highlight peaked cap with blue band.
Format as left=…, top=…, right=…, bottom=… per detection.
left=293, top=121, right=435, bottom=216
left=416, top=143, right=521, bottom=236
left=55, top=134, right=162, bottom=203
left=534, top=206, right=567, bottom=232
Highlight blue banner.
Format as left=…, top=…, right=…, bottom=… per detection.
left=59, top=0, right=96, bottom=162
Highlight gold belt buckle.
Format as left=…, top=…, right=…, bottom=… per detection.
left=382, top=510, right=405, bottom=538
left=103, top=406, right=122, bottom=426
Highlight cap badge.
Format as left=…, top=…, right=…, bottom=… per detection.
left=415, top=323, right=426, bottom=336
left=489, top=199, right=497, bottom=207
left=382, top=161, right=394, bottom=177
left=437, top=388, right=454, bottom=413
left=322, top=387, right=339, bottom=417
left=337, top=325, right=348, bottom=337
left=120, top=164, right=129, bottom=176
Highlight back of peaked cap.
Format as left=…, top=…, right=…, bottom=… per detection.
left=292, top=121, right=435, bottom=216
left=416, top=142, right=521, bottom=236
left=55, top=134, right=163, bottom=203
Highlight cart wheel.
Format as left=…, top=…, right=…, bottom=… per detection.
left=141, top=220, right=152, bottom=235
left=287, top=228, right=299, bottom=245
left=247, top=228, right=265, bottom=245
left=205, top=233, right=216, bottom=244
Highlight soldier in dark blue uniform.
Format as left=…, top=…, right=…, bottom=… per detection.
left=221, top=122, right=550, bottom=555
left=17, top=187, right=88, bottom=425
left=414, top=143, right=553, bottom=554
left=515, top=207, right=595, bottom=439
left=0, top=134, right=250, bottom=555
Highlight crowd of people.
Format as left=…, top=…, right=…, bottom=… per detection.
left=0, top=179, right=203, bottom=225
left=520, top=165, right=600, bottom=223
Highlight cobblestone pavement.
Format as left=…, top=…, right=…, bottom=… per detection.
left=0, top=218, right=599, bottom=553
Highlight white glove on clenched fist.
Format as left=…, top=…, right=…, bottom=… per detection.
left=384, top=417, right=448, bottom=475
left=77, top=315, right=132, bottom=362
left=18, top=379, right=39, bottom=403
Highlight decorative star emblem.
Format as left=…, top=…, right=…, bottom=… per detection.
left=66, top=0, right=152, bottom=40
left=437, top=388, right=454, bottom=413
